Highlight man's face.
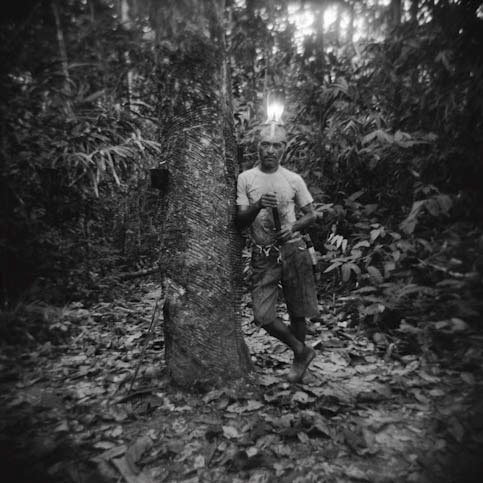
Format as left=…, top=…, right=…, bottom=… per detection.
left=258, top=140, right=285, bottom=172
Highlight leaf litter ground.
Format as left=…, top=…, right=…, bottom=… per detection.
left=1, top=280, right=483, bottom=483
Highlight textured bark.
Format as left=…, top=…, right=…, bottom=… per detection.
left=335, top=4, right=341, bottom=47
left=51, top=0, right=73, bottom=115
left=348, top=5, right=355, bottom=48
left=314, top=3, right=325, bottom=81
left=390, top=0, right=402, bottom=28
left=156, top=0, right=252, bottom=387
left=410, top=0, right=419, bottom=23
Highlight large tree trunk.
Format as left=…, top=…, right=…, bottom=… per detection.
left=155, top=0, right=252, bottom=387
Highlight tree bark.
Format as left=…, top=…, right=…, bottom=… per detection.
left=335, top=3, right=341, bottom=47
left=51, top=0, right=73, bottom=115
left=245, top=0, right=258, bottom=103
left=410, top=0, right=419, bottom=23
left=390, top=0, right=402, bottom=28
left=314, top=1, right=325, bottom=81
left=119, top=0, right=135, bottom=109
left=348, top=4, right=355, bottom=49
left=156, top=0, right=252, bottom=387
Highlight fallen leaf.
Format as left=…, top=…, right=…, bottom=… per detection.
left=246, top=447, right=258, bottom=457
left=461, top=372, right=475, bottom=384
left=311, top=418, right=331, bottom=438
left=109, top=425, right=123, bottom=438
left=226, top=402, right=243, bottom=413
left=434, top=318, right=469, bottom=333
left=94, top=441, right=117, bottom=451
left=194, top=455, right=205, bottom=469
left=263, top=389, right=291, bottom=404
left=53, top=421, right=69, bottom=433
left=222, top=425, right=241, bottom=439
left=418, top=371, right=439, bottom=384
left=343, top=464, right=370, bottom=481
left=125, top=435, right=153, bottom=466
left=111, top=456, right=154, bottom=483
left=291, top=391, right=312, bottom=405
left=99, top=444, right=127, bottom=460
left=203, top=389, right=224, bottom=404
left=303, top=385, right=327, bottom=397
left=297, top=432, right=310, bottom=444
left=246, top=400, right=264, bottom=411
left=447, top=417, right=465, bottom=442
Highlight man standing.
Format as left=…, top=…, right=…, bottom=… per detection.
left=236, top=124, right=319, bottom=383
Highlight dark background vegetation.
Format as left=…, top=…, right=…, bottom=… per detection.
left=1, top=0, right=482, bottom=344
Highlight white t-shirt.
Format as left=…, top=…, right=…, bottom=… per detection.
left=236, top=166, right=313, bottom=246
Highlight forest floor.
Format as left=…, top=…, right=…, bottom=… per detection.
left=1, top=279, right=483, bottom=483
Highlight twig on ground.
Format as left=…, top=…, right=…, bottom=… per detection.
left=118, top=267, right=160, bottom=281
left=127, top=289, right=164, bottom=394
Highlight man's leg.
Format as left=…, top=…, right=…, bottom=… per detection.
left=252, top=251, right=312, bottom=379
left=252, top=253, right=303, bottom=353
left=263, top=318, right=305, bottom=357
left=289, top=315, right=306, bottom=343
left=281, top=242, right=319, bottom=382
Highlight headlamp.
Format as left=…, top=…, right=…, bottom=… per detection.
left=266, top=91, right=285, bottom=124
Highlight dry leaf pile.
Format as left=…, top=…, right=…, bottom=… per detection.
left=1, top=281, right=482, bottom=483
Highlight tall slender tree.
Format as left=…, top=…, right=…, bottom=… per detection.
left=390, top=0, right=402, bottom=28
left=51, top=0, right=73, bottom=115
left=410, top=0, right=419, bottom=23
left=314, top=0, right=326, bottom=81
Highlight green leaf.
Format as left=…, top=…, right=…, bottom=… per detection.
left=353, top=241, right=370, bottom=249
left=324, top=262, right=342, bottom=273
left=106, top=152, right=121, bottom=186
left=341, top=263, right=351, bottom=282
left=82, top=89, right=105, bottom=103
left=347, top=263, right=361, bottom=276
left=435, top=194, right=452, bottom=214
left=361, top=129, right=393, bottom=145
left=348, top=190, right=364, bottom=202
left=370, top=228, right=382, bottom=243
left=383, top=261, right=395, bottom=278
left=367, top=266, right=383, bottom=284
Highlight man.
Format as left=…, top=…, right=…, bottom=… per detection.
left=236, top=123, right=319, bottom=383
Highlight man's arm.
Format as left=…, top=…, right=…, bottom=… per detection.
left=276, top=203, right=316, bottom=243
left=236, top=193, right=278, bottom=229
left=293, top=203, right=317, bottom=232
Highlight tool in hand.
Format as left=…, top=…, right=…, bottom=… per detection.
left=272, top=206, right=284, bottom=263
left=272, top=206, right=282, bottom=232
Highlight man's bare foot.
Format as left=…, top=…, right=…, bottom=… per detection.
left=287, top=346, right=315, bottom=383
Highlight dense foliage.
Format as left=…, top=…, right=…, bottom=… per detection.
left=1, top=1, right=163, bottom=302
left=1, top=0, right=482, bottom=343
left=232, top=0, right=483, bottom=338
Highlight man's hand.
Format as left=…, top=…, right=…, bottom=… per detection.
left=276, top=224, right=293, bottom=243
left=258, top=192, right=278, bottom=209
left=237, top=192, right=278, bottom=230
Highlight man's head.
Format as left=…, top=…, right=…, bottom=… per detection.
left=258, top=124, right=287, bottom=173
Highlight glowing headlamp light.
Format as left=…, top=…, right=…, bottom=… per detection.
left=266, top=91, right=285, bottom=124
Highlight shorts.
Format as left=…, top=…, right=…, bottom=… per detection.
left=251, top=238, right=319, bottom=327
